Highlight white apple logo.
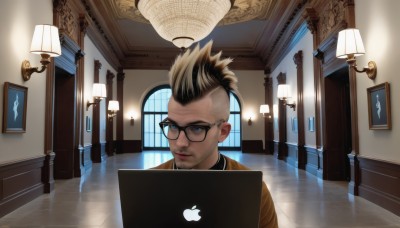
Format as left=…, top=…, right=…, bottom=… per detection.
left=183, top=205, right=201, bottom=222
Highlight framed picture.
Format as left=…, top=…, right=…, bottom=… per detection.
left=86, top=116, right=91, bottom=132
left=367, top=82, right=391, bottom=130
left=2, top=82, right=28, bottom=133
left=308, top=117, right=315, bottom=132
left=291, top=117, right=298, bottom=133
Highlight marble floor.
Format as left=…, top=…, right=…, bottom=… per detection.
left=0, top=151, right=399, bottom=228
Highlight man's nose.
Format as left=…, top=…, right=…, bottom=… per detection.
left=175, top=130, right=190, bottom=147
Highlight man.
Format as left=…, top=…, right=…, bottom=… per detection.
left=153, top=41, right=278, bottom=228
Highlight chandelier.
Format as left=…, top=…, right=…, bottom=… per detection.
left=136, top=0, right=234, bottom=49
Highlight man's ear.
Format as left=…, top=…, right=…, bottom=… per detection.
left=218, top=122, right=231, bottom=142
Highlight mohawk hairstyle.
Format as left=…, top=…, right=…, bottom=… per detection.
left=169, top=41, right=238, bottom=105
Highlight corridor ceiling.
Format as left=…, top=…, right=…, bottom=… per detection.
left=84, top=0, right=308, bottom=70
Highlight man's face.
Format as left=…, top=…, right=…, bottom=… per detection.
left=166, top=95, right=230, bottom=169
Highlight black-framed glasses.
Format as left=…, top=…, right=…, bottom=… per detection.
left=159, top=118, right=224, bottom=142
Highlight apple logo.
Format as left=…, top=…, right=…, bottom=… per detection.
left=183, top=205, right=201, bottom=222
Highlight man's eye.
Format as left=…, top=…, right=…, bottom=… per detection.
left=187, top=126, right=205, bottom=134
left=169, top=124, right=179, bottom=130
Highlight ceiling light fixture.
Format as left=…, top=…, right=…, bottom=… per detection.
left=135, top=0, right=234, bottom=49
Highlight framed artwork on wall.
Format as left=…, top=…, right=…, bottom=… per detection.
left=308, top=117, right=315, bottom=132
left=86, top=116, right=92, bottom=132
left=291, top=117, right=298, bottom=133
left=367, top=82, right=391, bottom=130
left=2, top=82, right=28, bottom=133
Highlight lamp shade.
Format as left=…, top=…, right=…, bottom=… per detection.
left=336, top=28, right=365, bottom=59
left=277, top=84, right=291, bottom=99
left=259, top=104, right=270, bottom=114
left=136, top=0, right=233, bottom=49
left=108, top=100, right=120, bottom=111
left=92, top=83, right=107, bottom=98
left=30, top=24, right=61, bottom=57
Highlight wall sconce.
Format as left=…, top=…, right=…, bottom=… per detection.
left=336, top=28, right=377, bottom=80
left=245, top=112, right=255, bottom=126
left=107, top=100, right=119, bottom=120
left=248, top=117, right=252, bottom=126
left=130, top=116, right=135, bottom=126
left=277, top=84, right=296, bottom=111
left=87, top=83, right=107, bottom=110
left=21, top=24, right=62, bottom=81
left=259, top=104, right=271, bottom=118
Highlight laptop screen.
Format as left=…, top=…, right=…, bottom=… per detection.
left=118, top=169, right=262, bottom=228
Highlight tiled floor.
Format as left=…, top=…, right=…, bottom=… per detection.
left=0, top=151, right=399, bottom=228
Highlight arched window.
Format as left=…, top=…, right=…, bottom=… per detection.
left=219, top=93, right=241, bottom=150
left=142, top=86, right=241, bottom=150
left=142, top=86, right=171, bottom=150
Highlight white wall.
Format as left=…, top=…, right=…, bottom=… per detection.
left=0, top=0, right=53, bottom=163
left=271, top=30, right=315, bottom=147
left=355, top=0, right=400, bottom=163
left=123, top=69, right=266, bottom=144
left=83, top=36, right=117, bottom=145
left=124, top=70, right=169, bottom=140
left=235, top=70, right=265, bottom=141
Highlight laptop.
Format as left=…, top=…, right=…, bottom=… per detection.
left=118, top=169, right=262, bottom=228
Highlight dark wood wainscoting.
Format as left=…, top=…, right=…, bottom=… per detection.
left=358, top=156, right=400, bottom=216
left=285, top=144, right=307, bottom=169
left=305, top=146, right=319, bottom=176
left=91, top=142, right=107, bottom=163
left=286, top=143, right=298, bottom=167
left=0, top=156, right=46, bottom=217
left=116, top=140, right=142, bottom=153
left=82, top=145, right=92, bottom=172
left=242, top=140, right=264, bottom=153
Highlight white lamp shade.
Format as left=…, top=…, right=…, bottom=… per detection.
left=108, top=100, right=120, bottom=111
left=336, top=28, right=365, bottom=59
left=92, top=83, right=107, bottom=98
left=277, top=84, right=291, bottom=99
left=30, top=24, right=61, bottom=57
left=137, top=0, right=232, bottom=49
left=259, top=104, right=270, bottom=114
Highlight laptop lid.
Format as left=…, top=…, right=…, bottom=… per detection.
left=118, top=169, right=262, bottom=228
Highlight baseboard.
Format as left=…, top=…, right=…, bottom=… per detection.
left=0, top=156, right=46, bottom=218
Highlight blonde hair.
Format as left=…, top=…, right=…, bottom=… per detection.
left=169, top=41, right=238, bottom=105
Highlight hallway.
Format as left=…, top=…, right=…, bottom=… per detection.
left=0, top=151, right=399, bottom=228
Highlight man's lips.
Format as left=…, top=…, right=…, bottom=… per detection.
left=174, top=152, right=191, bottom=159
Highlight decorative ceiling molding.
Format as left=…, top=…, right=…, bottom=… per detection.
left=110, top=0, right=275, bottom=25
left=69, top=0, right=331, bottom=71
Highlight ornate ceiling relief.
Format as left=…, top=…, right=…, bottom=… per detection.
left=110, top=0, right=273, bottom=25
left=56, top=2, right=78, bottom=43
left=319, top=0, right=345, bottom=42
left=303, top=8, right=319, bottom=35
